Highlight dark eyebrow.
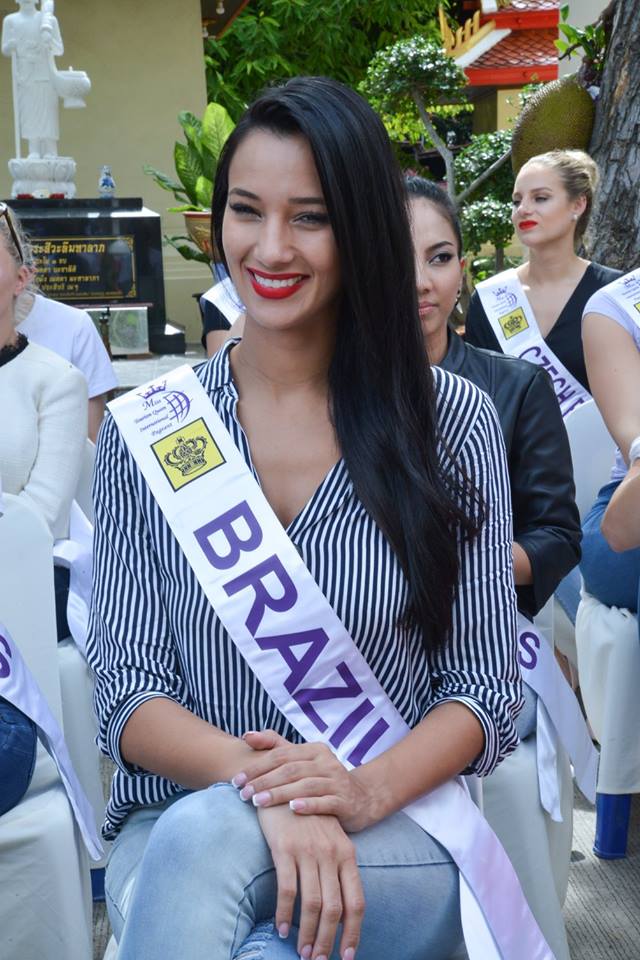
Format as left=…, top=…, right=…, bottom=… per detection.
left=228, top=187, right=325, bottom=205
left=426, top=241, right=456, bottom=254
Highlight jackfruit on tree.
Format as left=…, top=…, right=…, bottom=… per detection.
left=511, top=76, right=595, bottom=174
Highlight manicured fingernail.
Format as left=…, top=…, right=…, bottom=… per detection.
left=289, top=799, right=306, bottom=812
left=231, top=772, right=247, bottom=788
left=239, top=784, right=255, bottom=801
left=300, top=947, right=312, bottom=960
left=278, top=922, right=289, bottom=939
left=252, top=790, right=271, bottom=807
left=343, top=949, right=356, bottom=960
left=242, top=730, right=257, bottom=739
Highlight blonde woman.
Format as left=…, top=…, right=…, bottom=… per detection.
left=466, top=149, right=620, bottom=400
left=0, top=203, right=86, bottom=638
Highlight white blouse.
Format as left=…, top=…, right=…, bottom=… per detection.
left=0, top=341, right=87, bottom=538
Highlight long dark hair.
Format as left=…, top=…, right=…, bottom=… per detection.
left=212, top=77, right=480, bottom=653
left=405, top=175, right=463, bottom=257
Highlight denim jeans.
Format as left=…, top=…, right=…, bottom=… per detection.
left=0, top=697, right=37, bottom=816
left=106, top=783, right=462, bottom=960
left=581, top=481, right=640, bottom=625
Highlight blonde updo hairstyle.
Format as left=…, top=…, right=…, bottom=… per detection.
left=520, top=149, right=599, bottom=245
left=0, top=206, right=37, bottom=323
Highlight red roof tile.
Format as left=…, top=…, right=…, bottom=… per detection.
left=472, top=28, right=558, bottom=70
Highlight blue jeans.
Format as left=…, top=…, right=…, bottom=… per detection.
left=0, top=697, right=37, bottom=816
left=106, top=783, right=462, bottom=960
left=581, top=481, right=640, bottom=624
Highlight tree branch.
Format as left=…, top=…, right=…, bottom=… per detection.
left=411, top=87, right=456, bottom=199
left=457, top=148, right=512, bottom=205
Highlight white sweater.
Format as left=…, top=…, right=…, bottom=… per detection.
left=0, top=341, right=87, bottom=538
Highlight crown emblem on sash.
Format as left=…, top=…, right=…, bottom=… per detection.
left=152, top=417, right=224, bottom=491
left=138, top=381, right=167, bottom=400
left=164, top=435, right=208, bottom=476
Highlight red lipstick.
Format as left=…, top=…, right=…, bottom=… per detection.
left=247, top=268, right=307, bottom=300
left=518, top=220, right=537, bottom=231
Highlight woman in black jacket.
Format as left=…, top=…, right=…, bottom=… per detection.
left=405, top=176, right=581, bottom=623
left=406, top=174, right=581, bottom=960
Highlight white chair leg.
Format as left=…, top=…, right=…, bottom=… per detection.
left=482, top=737, right=572, bottom=960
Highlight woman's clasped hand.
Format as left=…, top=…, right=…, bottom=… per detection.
left=233, top=730, right=373, bottom=830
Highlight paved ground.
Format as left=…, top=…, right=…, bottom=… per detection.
left=93, top=788, right=640, bottom=959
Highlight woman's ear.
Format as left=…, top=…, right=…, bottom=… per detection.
left=14, top=264, right=31, bottom=297
left=572, top=195, right=587, bottom=220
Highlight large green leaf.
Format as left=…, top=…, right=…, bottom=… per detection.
left=142, top=163, right=187, bottom=200
left=199, top=144, right=220, bottom=184
left=201, top=102, right=235, bottom=165
left=195, top=175, right=213, bottom=210
left=178, top=111, right=203, bottom=153
left=174, top=141, right=204, bottom=207
left=164, top=235, right=211, bottom=264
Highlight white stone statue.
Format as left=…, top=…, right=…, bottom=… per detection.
left=1, top=0, right=91, bottom=197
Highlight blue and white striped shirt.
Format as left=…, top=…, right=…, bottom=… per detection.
left=87, top=343, right=521, bottom=839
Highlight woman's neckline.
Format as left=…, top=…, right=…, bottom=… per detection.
left=514, top=260, right=593, bottom=340
left=0, top=332, right=28, bottom=368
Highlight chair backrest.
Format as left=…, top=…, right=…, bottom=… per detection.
left=0, top=494, right=63, bottom=724
left=564, top=399, right=616, bottom=522
left=74, top=439, right=96, bottom=523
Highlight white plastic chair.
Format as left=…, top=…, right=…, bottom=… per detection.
left=481, top=600, right=573, bottom=960
left=0, top=494, right=92, bottom=960
left=564, top=400, right=639, bottom=857
left=57, top=439, right=110, bottom=889
left=563, top=398, right=616, bottom=522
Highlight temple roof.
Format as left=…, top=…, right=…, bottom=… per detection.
left=465, top=27, right=558, bottom=85
left=442, top=0, right=559, bottom=88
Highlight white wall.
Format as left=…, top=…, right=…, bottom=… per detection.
left=0, top=0, right=212, bottom=342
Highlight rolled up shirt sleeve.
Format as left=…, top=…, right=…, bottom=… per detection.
left=428, top=387, right=523, bottom=776
left=86, top=413, right=191, bottom=774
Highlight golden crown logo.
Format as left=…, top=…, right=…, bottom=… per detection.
left=164, top=435, right=208, bottom=476
left=151, top=417, right=225, bottom=492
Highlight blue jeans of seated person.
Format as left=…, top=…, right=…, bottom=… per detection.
left=0, top=697, right=37, bottom=816
left=106, top=782, right=462, bottom=960
left=581, top=481, right=640, bottom=635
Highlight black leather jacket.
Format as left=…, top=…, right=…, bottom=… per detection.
left=441, top=328, right=581, bottom=619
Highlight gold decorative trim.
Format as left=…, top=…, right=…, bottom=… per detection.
left=439, top=5, right=497, bottom=59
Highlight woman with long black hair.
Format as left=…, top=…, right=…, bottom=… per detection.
left=89, top=77, right=524, bottom=960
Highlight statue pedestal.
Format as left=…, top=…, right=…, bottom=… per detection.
left=8, top=197, right=180, bottom=354
left=8, top=156, right=77, bottom=199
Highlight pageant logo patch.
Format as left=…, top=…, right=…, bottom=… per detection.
left=152, top=418, right=225, bottom=491
left=498, top=307, right=529, bottom=339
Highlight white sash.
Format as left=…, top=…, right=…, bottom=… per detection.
left=517, top=614, right=598, bottom=821
left=53, top=501, right=93, bottom=656
left=475, top=270, right=591, bottom=418
left=596, top=268, right=640, bottom=331
left=0, top=620, right=103, bottom=860
left=109, top=366, right=553, bottom=960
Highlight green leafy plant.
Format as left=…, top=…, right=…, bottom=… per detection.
left=204, top=1, right=441, bottom=122
left=455, top=131, right=516, bottom=277
left=461, top=197, right=515, bottom=273
left=361, top=35, right=511, bottom=200
left=555, top=3, right=608, bottom=86
left=454, top=129, right=513, bottom=204
left=144, top=102, right=235, bottom=262
left=144, top=102, right=234, bottom=212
